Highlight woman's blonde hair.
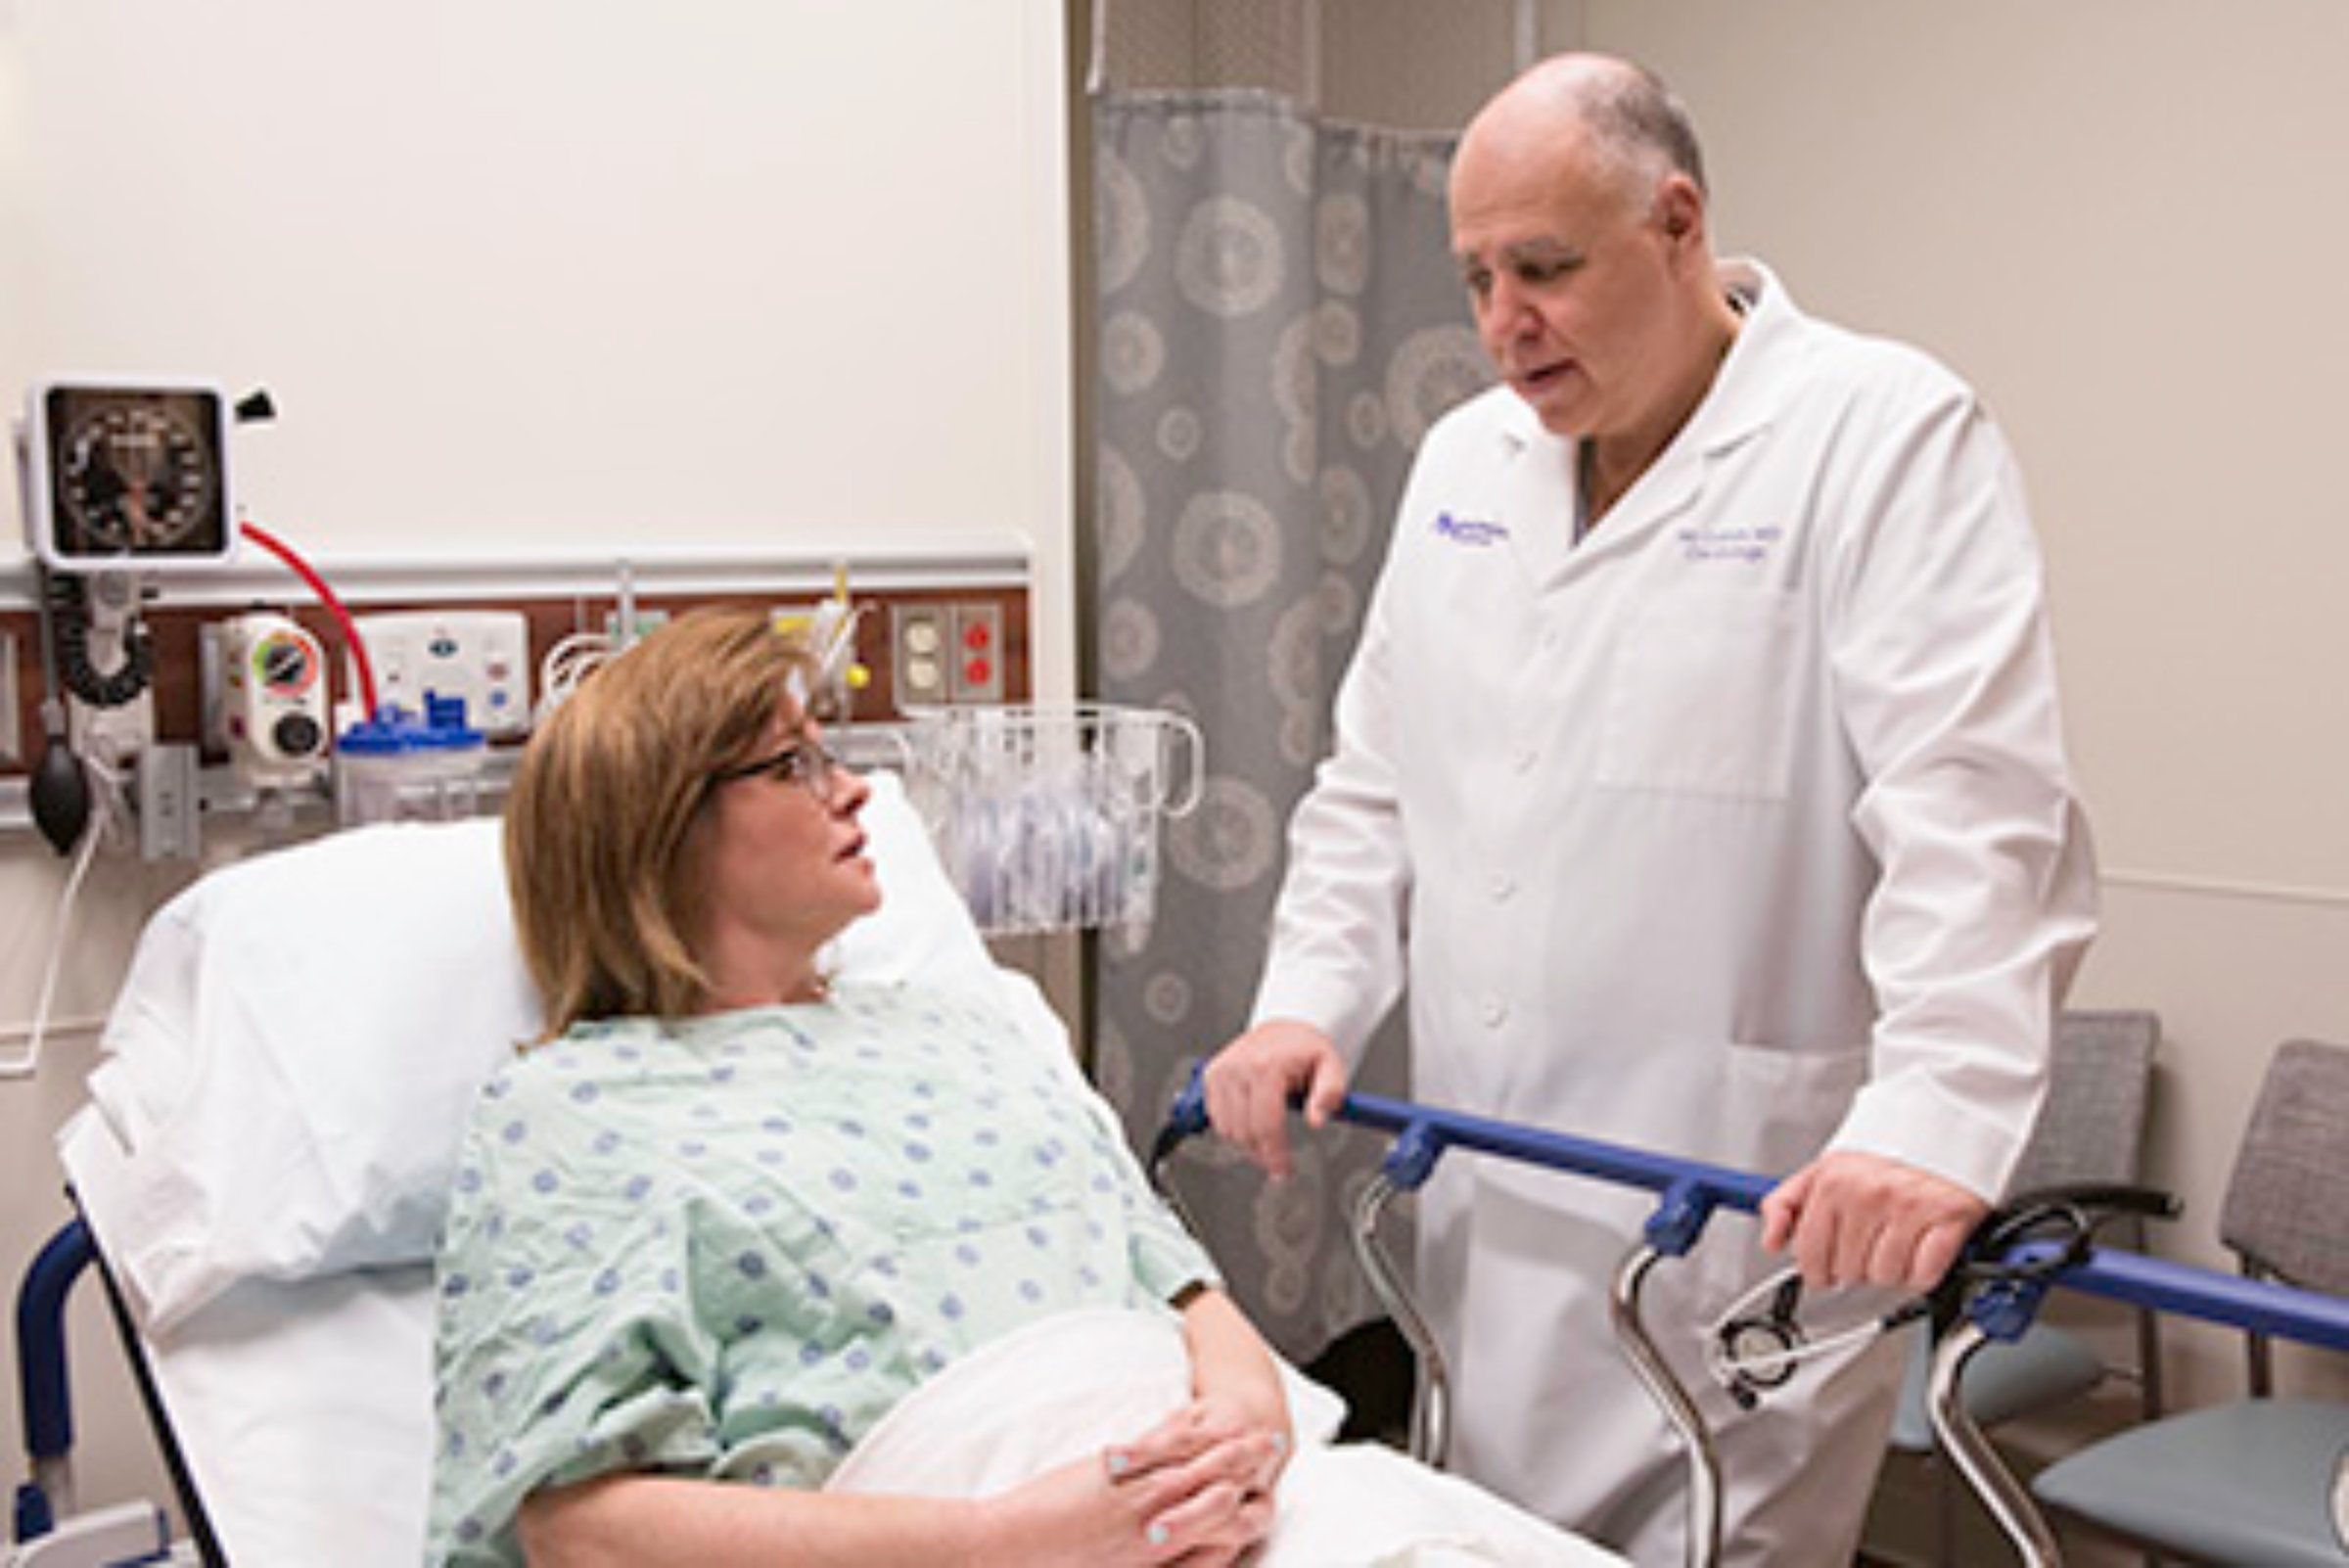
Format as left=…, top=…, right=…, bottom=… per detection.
left=505, top=604, right=816, bottom=1035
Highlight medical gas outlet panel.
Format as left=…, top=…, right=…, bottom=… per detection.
left=2, top=580, right=1035, bottom=837
left=349, top=611, right=531, bottom=738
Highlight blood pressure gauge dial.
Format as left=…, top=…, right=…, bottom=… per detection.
left=23, top=379, right=239, bottom=569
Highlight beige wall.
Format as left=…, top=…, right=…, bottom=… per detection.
left=1, top=0, right=1074, bottom=1517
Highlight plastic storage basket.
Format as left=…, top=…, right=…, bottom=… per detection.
left=897, top=705, right=1202, bottom=936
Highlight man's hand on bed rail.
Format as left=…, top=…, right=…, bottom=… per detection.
left=1200, top=1020, right=1349, bottom=1179
left=1760, top=1150, right=1989, bottom=1292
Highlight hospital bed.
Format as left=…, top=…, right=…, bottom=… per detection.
left=13, top=761, right=2346, bottom=1566
left=9, top=771, right=1615, bottom=1567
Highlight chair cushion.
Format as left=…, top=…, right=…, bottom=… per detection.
left=1887, top=1324, right=2106, bottom=1452
left=2032, top=1397, right=2349, bottom=1566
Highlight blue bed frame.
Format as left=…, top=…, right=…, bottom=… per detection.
left=13, top=1214, right=220, bottom=1565
left=1152, top=1071, right=2349, bottom=1568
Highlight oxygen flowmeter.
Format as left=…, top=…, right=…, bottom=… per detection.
left=215, top=612, right=331, bottom=792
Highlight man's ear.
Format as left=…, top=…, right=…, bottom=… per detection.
left=1656, top=174, right=1702, bottom=245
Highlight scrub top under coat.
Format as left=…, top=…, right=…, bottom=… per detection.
left=1252, top=260, right=2098, bottom=1562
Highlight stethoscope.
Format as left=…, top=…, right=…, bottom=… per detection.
left=1706, top=1269, right=1929, bottom=1409
left=1705, top=1184, right=2177, bottom=1409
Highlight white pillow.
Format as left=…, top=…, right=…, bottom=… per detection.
left=69, top=769, right=1038, bottom=1334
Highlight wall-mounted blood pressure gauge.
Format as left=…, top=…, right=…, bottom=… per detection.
left=22, top=378, right=239, bottom=569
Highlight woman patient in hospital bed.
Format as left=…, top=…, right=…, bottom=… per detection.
left=427, top=605, right=1614, bottom=1567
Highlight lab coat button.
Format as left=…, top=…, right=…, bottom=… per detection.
left=1512, top=748, right=1538, bottom=773
left=1480, top=997, right=1507, bottom=1028
left=1488, top=873, right=1514, bottom=901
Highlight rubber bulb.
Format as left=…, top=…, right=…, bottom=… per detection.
left=29, top=732, right=92, bottom=855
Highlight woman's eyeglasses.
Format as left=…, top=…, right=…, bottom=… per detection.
left=711, top=733, right=842, bottom=803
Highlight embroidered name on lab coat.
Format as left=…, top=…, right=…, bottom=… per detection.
left=1677, top=523, right=1782, bottom=564
left=1433, top=511, right=1509, bottom=546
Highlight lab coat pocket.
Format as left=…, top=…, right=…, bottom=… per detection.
left=1595, top=592, right=1800, bottom=801
left=1716, top=1040, right=1868, bottom=1180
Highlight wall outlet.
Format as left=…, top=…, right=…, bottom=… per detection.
left=893, top=604, right=950, bottom=708
left=949, top=602, right=1003, bottom=703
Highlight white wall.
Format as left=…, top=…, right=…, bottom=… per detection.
left=1589, top=0, right=2349, bottom=1414
left=1, top=0, right=1074, bottom=1518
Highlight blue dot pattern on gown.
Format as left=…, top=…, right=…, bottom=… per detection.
left=424, top=982, right=1215, bottom=1567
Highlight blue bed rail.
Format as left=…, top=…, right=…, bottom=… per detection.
left=13, top=1219, right=95, bottom=1544
left=1964, top=1233, right=2349, bottom=1350
left=1159, top=1074, right=1776, bottom=1254
left=1159, top=1067, right=2349, bottom=1349
left=1154, top=1067, right=2349, bottom=1567
left=12, top=1218, right=204, bottom=1565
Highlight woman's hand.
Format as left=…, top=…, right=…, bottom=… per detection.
left=1040, top=1274, right=1299, bottom=1567
left=1120, top=1397, right=1286, bottom=1564
left=972, top=1415, right=1280, bottom=1567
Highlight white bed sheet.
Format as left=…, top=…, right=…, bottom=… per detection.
left=63, top=1107, right=438, bottom=1567
left=831, top=1307, right=1625, bottom=1566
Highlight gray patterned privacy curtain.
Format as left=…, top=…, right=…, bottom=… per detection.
left=1086, top=89, right=1492, bottom=1360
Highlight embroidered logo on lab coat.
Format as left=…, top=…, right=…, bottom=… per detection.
left=1677, top=522, right=1782, bottom=564
left=1433, top=511, right=1509, bottom=546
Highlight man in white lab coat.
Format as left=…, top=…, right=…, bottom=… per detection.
left=1202, top=53, right=2097, bottom=1564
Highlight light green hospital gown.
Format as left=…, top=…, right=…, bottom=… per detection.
left=425, top=982, right=1215, bottom=1566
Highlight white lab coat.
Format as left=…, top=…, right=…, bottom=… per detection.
left=1252, top=261, right=2097, bottom=1563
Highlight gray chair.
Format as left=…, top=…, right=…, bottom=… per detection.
left=2030, top=1037, right=2349, bottom=1565
left=1882, top=1009, right=2165, bottom=1560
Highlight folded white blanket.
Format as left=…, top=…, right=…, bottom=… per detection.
left=827, top=1307, right=1624, bottom=1566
